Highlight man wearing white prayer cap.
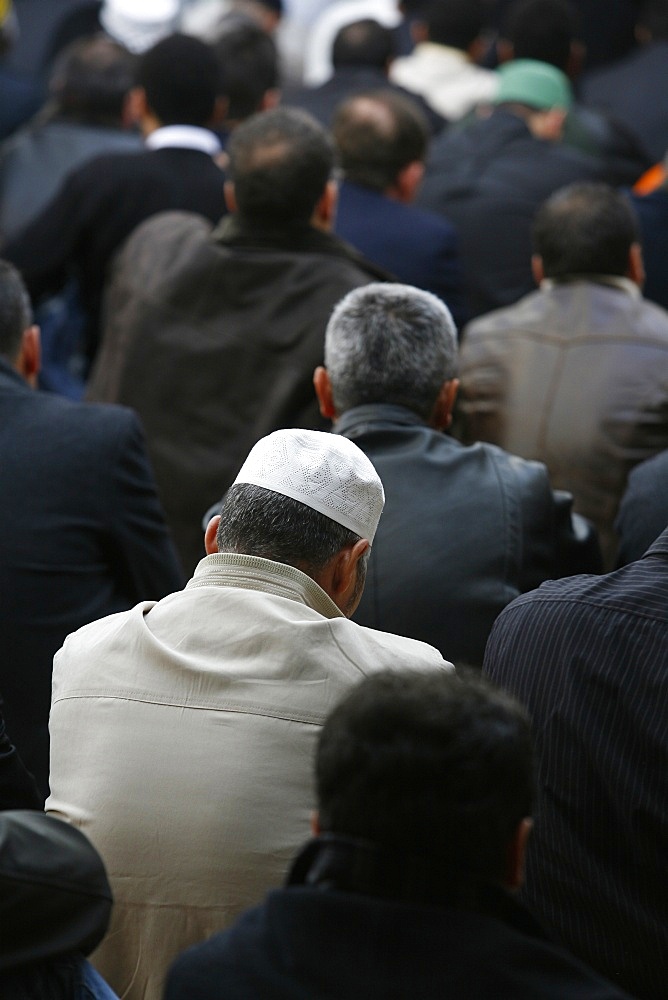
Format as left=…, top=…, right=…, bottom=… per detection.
left=46, top=428, right=450, bottom=1000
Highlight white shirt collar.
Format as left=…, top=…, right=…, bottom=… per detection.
left=145, top=125, right=222, bottom=156
left=541, top=275, right=641, bottom=299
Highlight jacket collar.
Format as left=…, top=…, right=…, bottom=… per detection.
left=211, top=214, right=389, bottom=278
left=334, top=404, right=429, bottom=437
left=644, top=526, right=668, bottom=558
left=0, top=355, right=28, bottom=389
left=187, top=552, right=345, bottom=619
left=287, top=835, right=547, bottom=939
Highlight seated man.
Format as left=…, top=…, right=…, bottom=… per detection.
left=165, top=670, right=632, bottom=999
left=86, top=107, right=385, bottom=574
left=46, top=428, right=448, bottom=1000
left=484, top=525, right=668, bottom=998
left=5, top=32, right=227, bottom=368
left=333, top=90, right=467, bottom=330
left=0, top=260, right=182, bottom=796
left=459, top=181, right=668, bottom=568
left=314, top=282, right=599, bottom=665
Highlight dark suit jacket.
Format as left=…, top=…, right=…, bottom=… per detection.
left=335, top=180, right=468, bottom=331
left=165, top=838, right=632, bottom=1000
left=0, top=360, right=183, bottom=795
left=283, top=66, right=446, bottom=135
left=4, top=144, right=227, bottom=361
left=581, top=41, right=668, bottom=163
left=484, top=528, right=668, bottom=999
left=628, top=185, right=668, bottom=311
left=418, top=109, right=605, bottom=318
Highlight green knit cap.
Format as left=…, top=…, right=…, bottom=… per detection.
left=495, top=59, right=572, bottom=110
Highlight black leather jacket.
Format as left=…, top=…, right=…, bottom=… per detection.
left=336, top=404, right=600, bottom=665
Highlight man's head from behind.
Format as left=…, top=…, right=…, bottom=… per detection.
left=413, top=0, right=486, bottom=54
left=533, top=182, right=642, bottom=283
left=316, top=670, right=534, bottom=895
left=226, top=107, right=336, bottom=228
left=0, top=260, right=39, bottom=385
left=332, top=91, right=429, bottom=199
left=49, top=34, right=136, bottom=128
left=316, top=283, right=458, bottom=427
left=331, top=19, right=396, bottom=72
left=135, top=32, right=220, bottom=127
left=500, top=0, right=581, bottom=75
left=213, top=15, right=279, bottom=124
left=207, top=429, right=384, bottom=616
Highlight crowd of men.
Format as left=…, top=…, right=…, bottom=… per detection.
left=0, top=0, right=667, bottom=998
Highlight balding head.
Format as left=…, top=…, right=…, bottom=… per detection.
left=332, top=90, right=428, bottom=193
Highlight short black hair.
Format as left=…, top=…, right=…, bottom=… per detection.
left=136, top=33, right=220, bottom=127
left=227, top=107, right=335, bottom=227
left=419, top=0, right=485, bottom=50
left=333, top=90, right=428, bottom=191
left=316, top=670, right=533, bottom=893
left=0, top=260, right=33, bottom=361
left=214, top=15, right=279, bottom=122
left=533, top=182, right=639, bottom=279
left=639, top=0, right=668, bottom=39
left=502, top=0, right=580, bottom=72
left=332, top=19, right=395, bottom=70
left=49, top=34, right=135, bottom=127
left=216, top=483, right=361, bottom=572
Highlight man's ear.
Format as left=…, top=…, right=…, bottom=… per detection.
left=259, top=88, right=281, bottom=112
left=224, top=180, right=238, bottom=214
left=330, top=537, right=370, bottom=614
left=313, top=366, right=337, bottom=420
left=531, top=254, right=545, bottom=286
left=312, top=178, right=338, bottom=231
left=310, top=811, right=321, bottom=836
left=209, top=95, right=229, bottom=129
left=16, top=324, right=40, bottom=387
left=204, top=514, right=221, bottom=555
left=429, top=378, right=459, bottom=430
left=389, top=160, right=424, bottom=204
left=504, top=817, right=533, bottom=891
left=627, top=242, right=645, bottom=288
left=126, top=86, right=150, bottom=129
left=527, top=107, right=567, bottom=142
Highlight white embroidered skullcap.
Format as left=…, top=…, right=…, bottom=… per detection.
left=101, top=0, right=181, bottom=53
left=234, top=429, right=385, bottom=543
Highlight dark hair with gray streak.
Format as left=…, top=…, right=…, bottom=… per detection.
left=325, top=283, right=457, bottom=420
left=0, top=260, right=33, bottom=361
left=216, top=483, right=363, bottom=574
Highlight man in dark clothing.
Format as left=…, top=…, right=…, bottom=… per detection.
left=419, top=58, right=604, bottom=317
left=284, top=17, right=444, bottom=134
left=313, top=283, right=599, bottom=665
left=614, top=449, right=668, bottom=564
left=164, top=669, right=632, bottom=1000
left=484, top=526, right=668, bottom=999
left=4, top=32, right=227, bottom=369
left=332, top=89, right=467, bottom=330
left=0, top=260, right=182, bottom=796
left=86, top=108, right=384, bottom=573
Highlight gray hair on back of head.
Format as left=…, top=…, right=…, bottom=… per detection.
left=324, top=283, right=458, bottom=420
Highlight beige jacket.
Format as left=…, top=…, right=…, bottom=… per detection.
left=46, top=554, right=449, bottom=1000
left=459, top=279, right=668, bottom=568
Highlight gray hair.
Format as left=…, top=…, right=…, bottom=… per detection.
left=216, top=483, right=363, bottom=573
left=324, top=283, right=458, bottom=420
